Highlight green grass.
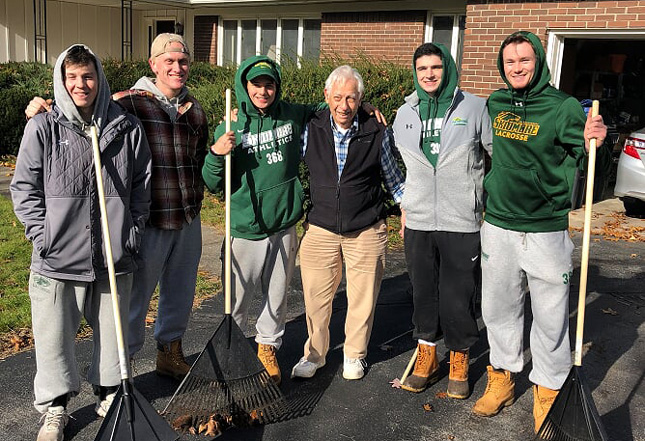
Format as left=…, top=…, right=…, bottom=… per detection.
left=200, top=192, right=226, bottom=231
left=0, top=191, right=221, bottom=356
left=0, top=195, right=32, bottom=334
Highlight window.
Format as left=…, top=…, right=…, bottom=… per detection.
left=261, top=20, right=278, bottom=59
left=222, top=20, right=237, bottom=66
left=303, top=19, right=321, bottom=60
left=218, top=17, right=322, bottom=66
left=280, top=19, right=299, bottom=62
left=425, top=14, right=466, bottom=68
left=241, top=20, right=257, bottom=60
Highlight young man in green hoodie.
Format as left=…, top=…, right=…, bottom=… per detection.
left=203, top=56, right=326, bottom=385
left=392, top=43, right=492, bottom=398
left=471, top=31, right=607, bottom=433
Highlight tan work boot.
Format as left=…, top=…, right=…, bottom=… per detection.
left=258, top=343, right=281, bottom=385
left=533, top=384, right=559, bottom=434
left=156, top=339, right=190, bottom=380
left=447, top=349, right=470, bottom=399
left=472, top=365, right=515, bottom=416
left=401, top=343, right=439, bottom=393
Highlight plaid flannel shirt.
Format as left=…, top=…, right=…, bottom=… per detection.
left=113, top=90, right=209, bottom=230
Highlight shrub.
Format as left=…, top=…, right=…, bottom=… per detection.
left=0, top=63, right=54, bottom=156
left=1, top=57, right=415, bottom=156
left=101, top=58, right=151, bottom=93
left=0, top=87, right=39, bottom=156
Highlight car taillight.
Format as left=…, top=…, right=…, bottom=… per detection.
left=623, top=137, right=645, bottom=159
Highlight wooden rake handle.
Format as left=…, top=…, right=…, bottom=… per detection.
left=90, top=126, right=130, bottom=381
left=400, top=346, right=419, bottom=384
left=224, top=89, right=232, bottom=315
left=574, top=100, right=599, bottom=367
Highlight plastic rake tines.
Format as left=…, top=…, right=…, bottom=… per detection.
left=165, top=370, right=288, bottom=426
left=534, top=368, right=609, bottom=441
left=162, top=316, right=289, bottom=432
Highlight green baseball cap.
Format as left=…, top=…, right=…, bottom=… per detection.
left=246, top=61, right=278, bottom=82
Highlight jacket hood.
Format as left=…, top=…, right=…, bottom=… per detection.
left=234, top=55, right=282, bottom=121
left=497, top=31, right=551, bottom=98
left=53, top=44, right=111, bottom=132
left=412, top=42, right=458, bottom=108
left=132, top=76, right=189, bottom=105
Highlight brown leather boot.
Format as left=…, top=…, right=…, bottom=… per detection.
left=447, top=349, right=470, bottom=399
left=533, top=384, right=559, bottom=434
left=472, top=365, right=515, bottom=416
left=258, top=343, right=281, bottom=385
left=401, top=343, right=439, bottom=393
left=156, top=339, right=190, bottom=380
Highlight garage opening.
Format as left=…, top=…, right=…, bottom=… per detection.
left=556, top=37, right=645, bottom=206
left=559, top=39, right=645, bottom=132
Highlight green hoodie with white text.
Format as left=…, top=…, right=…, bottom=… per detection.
left=202, top=56, right=324, bottom=239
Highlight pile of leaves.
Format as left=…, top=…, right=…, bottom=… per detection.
left=570, top=212, right=645, bottom=241
left=171, top=409, right=263, bottom=437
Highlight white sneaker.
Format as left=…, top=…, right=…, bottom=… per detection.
left=343, top=357, right=366, bottom=380
left=291, top=357, right=325, bottom=378
left=95, top=390, right=117, bottom=418
left=37, top=406, right=69, bottom=441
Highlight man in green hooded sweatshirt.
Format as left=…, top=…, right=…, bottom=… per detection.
left=392, top=43, right=492, bottom=398
left=202, top=56, right=326, bottom=385
left=471, top=31, right=607, bottom=433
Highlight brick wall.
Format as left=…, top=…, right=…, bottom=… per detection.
left=461, top=1, right=645, bottom=97
left=321, top=11, right=426, bottom=63
left=194, top=15, right=218, bottom=63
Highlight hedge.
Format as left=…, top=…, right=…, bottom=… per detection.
left=0, top=57, right=414, bottom=156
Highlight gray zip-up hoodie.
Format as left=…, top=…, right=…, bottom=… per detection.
left=131, top=76, right=189, bottom=121
left=393, top=54, right=493, bottom=233
left=11, top=44, right=152, bottom=281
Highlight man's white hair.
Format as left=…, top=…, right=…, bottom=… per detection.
left=325, top=65, right=364, bottom=98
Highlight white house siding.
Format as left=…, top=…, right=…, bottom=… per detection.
left=0, top=0, right=150, bottom=64
left=1, top=0, right=32, bottom=63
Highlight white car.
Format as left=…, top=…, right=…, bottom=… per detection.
left=614, top=126, right=645, bottom=218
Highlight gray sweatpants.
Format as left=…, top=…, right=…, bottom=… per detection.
left=128, top=217, right=202, bottom=356
left=227, top=226, right=298, bottom=349
left=481, top=221, right=574, bottom=390
left=30, top=272, right=132, bottom=413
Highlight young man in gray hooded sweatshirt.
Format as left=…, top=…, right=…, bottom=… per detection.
left=11, top=44, right=151, bottom=441
left=392, top=42, right=492, bottom=398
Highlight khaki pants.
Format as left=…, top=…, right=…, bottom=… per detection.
left=299, top=220, right=387, bottom=363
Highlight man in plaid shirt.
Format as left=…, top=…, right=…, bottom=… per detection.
left=291, top=65, right=404, bottom=381
left=112, top=33, right=208, bottom=381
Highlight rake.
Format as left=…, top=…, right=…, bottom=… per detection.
left=90, top=125, right=178, bottom=441
left=534, top=101, right=609, bottom=441
left=161, top=89, right=289, bottom=436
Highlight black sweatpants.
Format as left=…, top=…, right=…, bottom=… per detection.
left=404, top=229, right=480, bottom=350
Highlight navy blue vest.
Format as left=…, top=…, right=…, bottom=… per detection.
left=304, top=108, right=386, bottom=234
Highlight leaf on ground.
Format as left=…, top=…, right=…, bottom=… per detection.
left=581, top=341, right=593, bottom=357
left=630, top=253, right=638, bottom=258
left=602, top=307, right=618, bottom=316
left=145, top=316, right=156, bottom=325
left=435, top=391, right=448, bottom=399
left=423, top=402, right=434, bottom=412
left=390, top=378, right=402, bottom=388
